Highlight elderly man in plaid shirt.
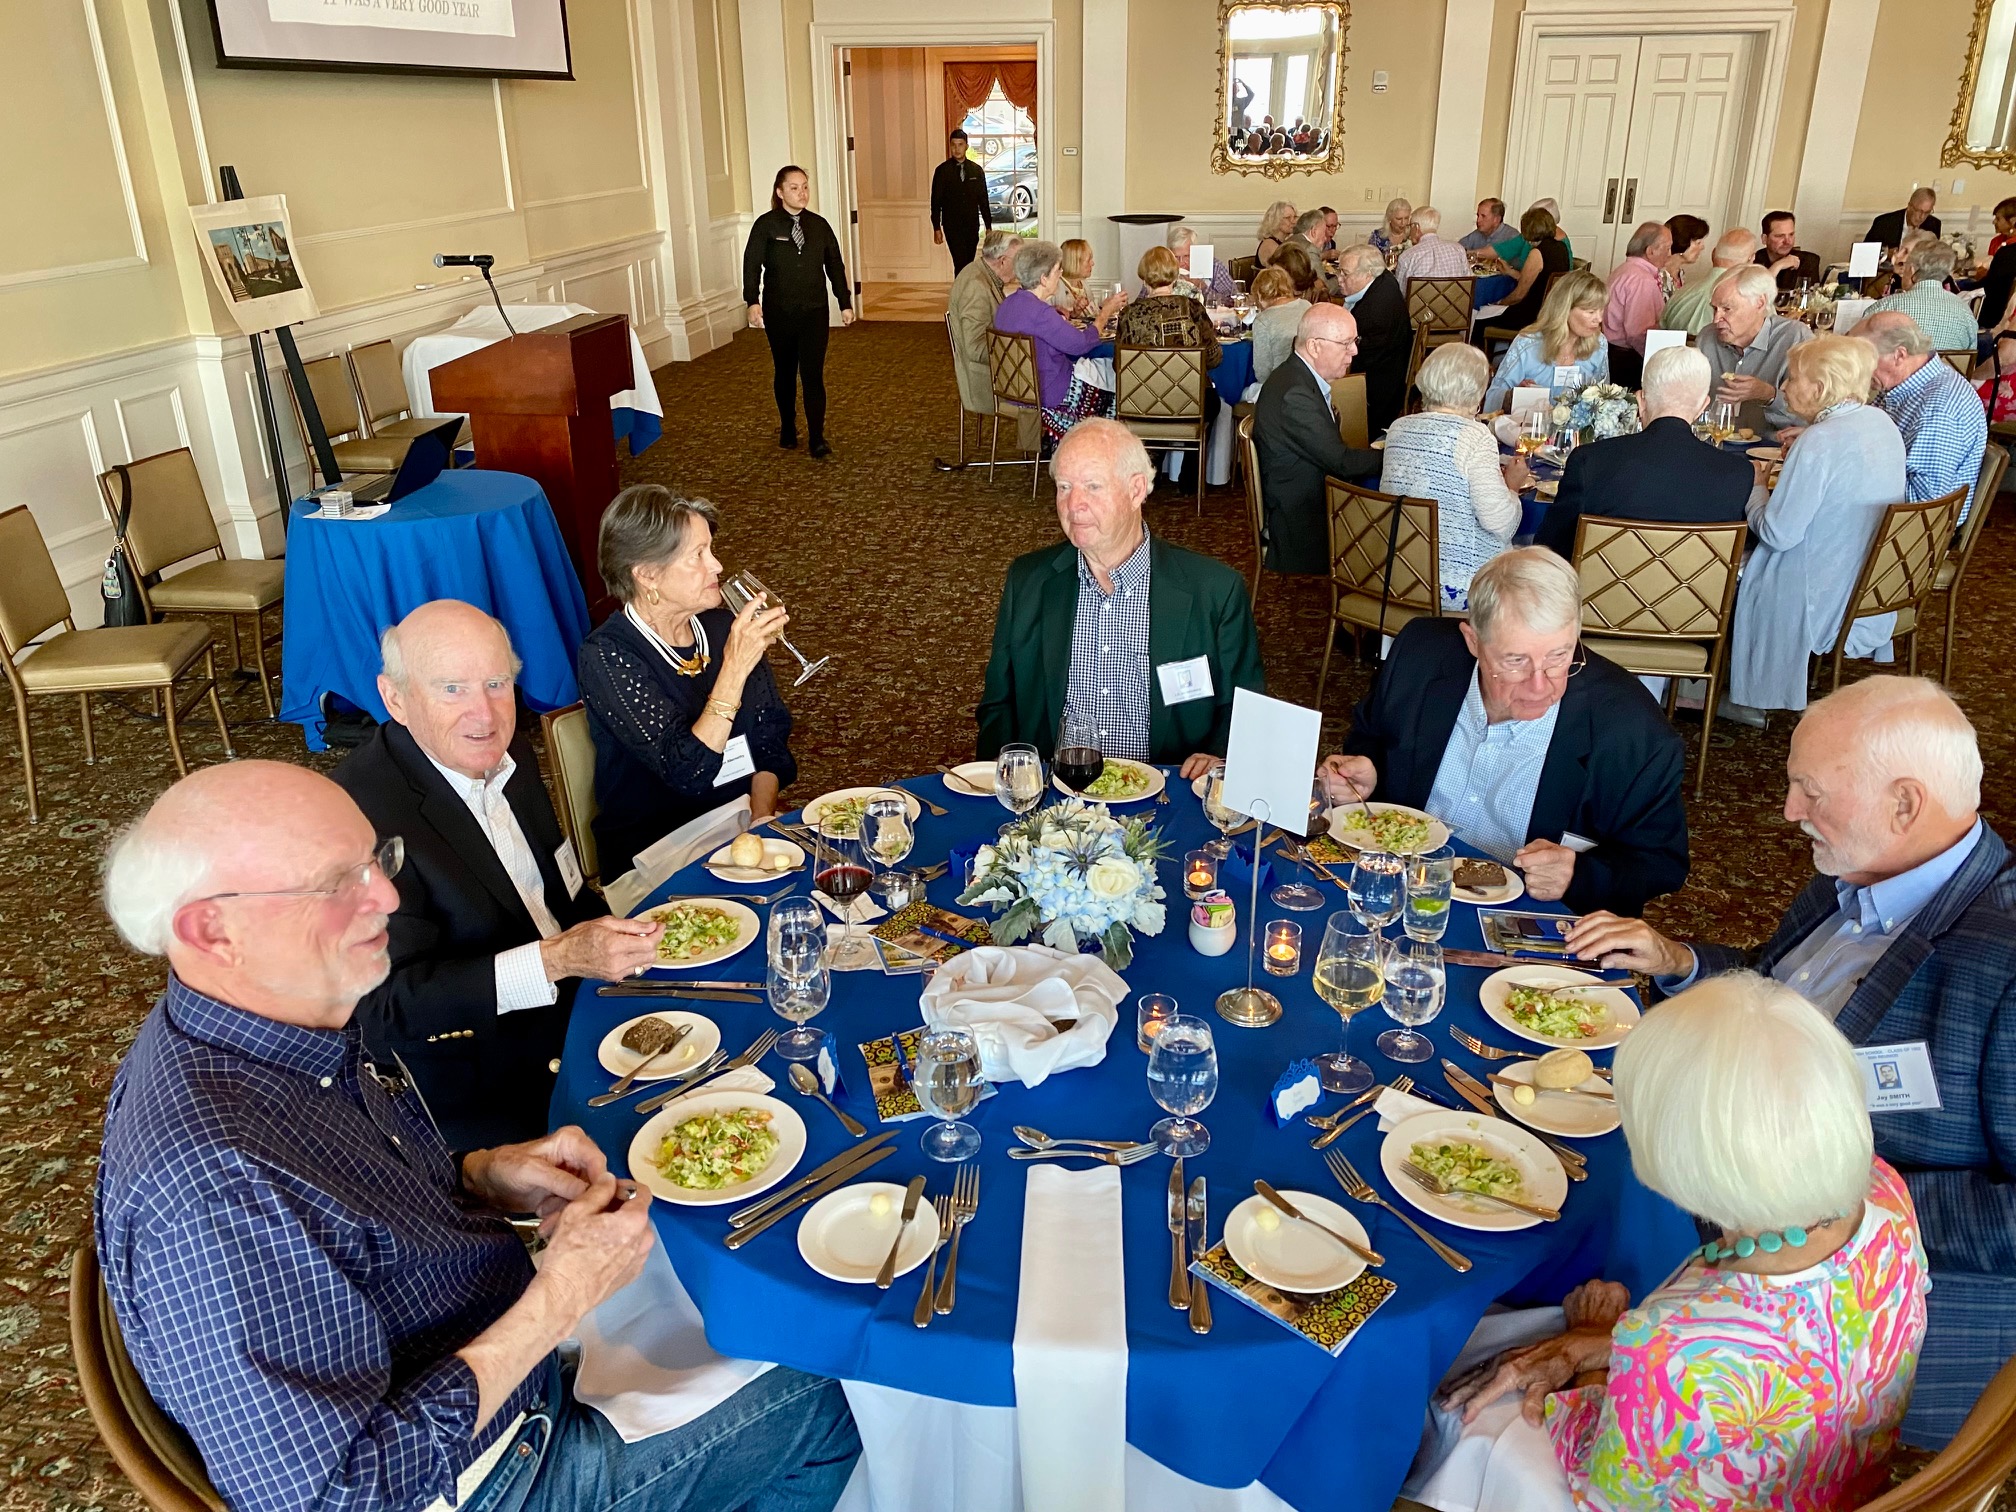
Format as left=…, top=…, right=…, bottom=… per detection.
left=94, top=760, right=857, bottom=1512
left=1855, top=311, right=1991, bottom=525
left=1568, top=676, right=2016, bottom=1449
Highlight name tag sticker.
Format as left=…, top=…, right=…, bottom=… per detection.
left=1553, top=365, right=1580, bottom=391
left=1156, top=656, right=1215, bottom=706
left=714, top=734, right=756, bottom=787
left=1854, top=1041, right=1942, bottom=1112
left=554, top=838, right=584, bottom=900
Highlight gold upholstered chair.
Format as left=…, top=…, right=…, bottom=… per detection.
left=98, top=450, right=284, bottom=718
left=1235, top=413, right=1282, bottom=611
left=291, top=354, right=411, bottom=476
left=1330, top=372, right=1370, bottom=450
left=540, top=702, right=601, bottom=891
left=1318, top=477, right=1445, bottom=709
left=1823, top=486, right=1968, bottom=691
left=348, top=339, right=465, bottom=448
left=1927, top=442, right=2008, bottom=683
left=1114, top=344, right=1211, bottom=511
left=984, top=328, right=1044, bottom=496
left=0, top=505, right=232, bottom=824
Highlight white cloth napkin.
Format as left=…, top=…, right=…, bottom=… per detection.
left=816, top=890, right=888, bottom=925
left=918, top=946, right=1122, bottom=1087
left=1376, top=1086, right=1444, bottom=1131
left=1402, top=1307, right=1577, bottom=1512
left=1073, top=355, right=1117, bottom=392
left=1013, top=1165, right=1127, bottom=1512
left=609, top=797, right=751, bottom=918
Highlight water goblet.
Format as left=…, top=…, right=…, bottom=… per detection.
left=860, top=793, right=916, bottom=906
left=914, top=1026, right=984, bottom=1161
left=1376, top=940, right=1446, bottom=1063
left=1201, top=761, right=1240, bottom=859
left=1146, top=1014, right=1218, bottom=1157
left=766, top=959, right=832, bottom=1061
left=1348, top=849, right=1405, bottom=931
left=1310, top=911, right=1382, bottom=1094
left=1268, top=776, right=1328, bottom=911
left=995, top=743, right=1045, bottom=832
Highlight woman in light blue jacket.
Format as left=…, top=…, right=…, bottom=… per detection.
left=1484, top=270, right=1611, bottom=412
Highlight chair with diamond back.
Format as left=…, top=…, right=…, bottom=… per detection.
left=1822, top=485, right=1968, bottom=690
left=1227, top=255, right=1259, bottom=289
left=348, top=339, right=467, bottom=450
left=540, top=701, right=601, bottom=892
left=1927, top=442, right=2008, bottom=682
left=0, top=505, right=232, bottom=824
left=1936, top=349, right=1975, bottom=378
left=1114, top=344, right=1211, bottom=511
left=289, top=354, right=412, bottom=478
left=1330, top=372, right=1370, bottom=450
left=984, top=327, right=1044, bottom=497
left=1573, top=516, right=1747, bottom=795
left=1404, top=275, right=1477, bottom=404
left=1317, top=478, right=1444, bottom=709
left=944, top=313, right=981, bottom=469
left=97, top=449, right=285, bottom=718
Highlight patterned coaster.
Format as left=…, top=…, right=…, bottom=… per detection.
left=870, top=903, right=993, bottom=974
left=1190, top=1242, right=1397, bottom=1356
left=856, top=1025, right=999, bottom=1124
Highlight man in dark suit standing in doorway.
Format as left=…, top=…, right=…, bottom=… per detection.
left=931, top=129, right=992, bottom=274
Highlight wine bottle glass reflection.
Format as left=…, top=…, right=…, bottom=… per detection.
left=721, top=571, right=829, bottom=686
left=1377, top=941, right=1446, bottom=1063
left=914, top=1027, right=984, bottom=1161
left=1348, top=849, right=1405, bottom=930
left=994, top=743, right=1045, bottom=831
left=1311, top=911, right=1382, bottom=1094
left=1146, top=1014, right=1218, bottom=1157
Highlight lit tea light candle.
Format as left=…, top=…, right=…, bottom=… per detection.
left=1183, top=849, right=1218, bottom=899
left=1136, top=993, right=1179, bottom=1052
left=1263, top=920, right=1302, bottom=976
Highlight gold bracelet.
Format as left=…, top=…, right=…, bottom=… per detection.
left=706, top=698, right=739, bottom=722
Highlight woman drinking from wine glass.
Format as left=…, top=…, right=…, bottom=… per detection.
left=577, top=484, right=800, bottom=877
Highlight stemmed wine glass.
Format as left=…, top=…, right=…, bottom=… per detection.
left=1270, top=775, right=1330, bottom=911
left=1146, top=1014, right=1218, bottom=1157
left=766, top=897, right=830, bottom=1061
left=1201, top=761, right=1240, bottom=859
left=860, top=792, right=915, bottom=906
left=813, top=827, right=876, bottom=970
left=1377, top=940, right=1446, bottom=1063
left=1348, top=849, right=1405, bottom=932
left=1054, top=708, right=1105, bottom=796
left=1310, top=911, right=1383, bottom=1094
left=914, top=1026, right=984, bottom=1161
left=994, top=743, right=1045, bottom=832
left=721, top=571, right=829, bottom=686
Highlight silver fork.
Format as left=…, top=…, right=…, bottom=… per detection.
left=933, top=1163, right=980, bottom=1314
left=1324, top=1149, right=1473, bottom=1273
left=664, top=880, right=801, bottom=906
left=633, top=1029, right=779, bottom=1113
left=1309, top=1074, right=1416, bottom=1150
left=914, top=1194, right=954, bottom=1328
left=1006, top=1144, right=1159, bottom=1167
left=588, top=1046, right=725, bottom=1109
left=1450, top=1026, right=1613, bottom=1078
left=1398, top=1161, right=1561, bottom=1221
left=883, top=780, right=948, bottom=818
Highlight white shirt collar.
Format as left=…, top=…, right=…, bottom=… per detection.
left=422, top=745, right=515, bottom=803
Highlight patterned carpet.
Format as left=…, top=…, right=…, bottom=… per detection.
left=3, top=320, right=2009, bottom=1508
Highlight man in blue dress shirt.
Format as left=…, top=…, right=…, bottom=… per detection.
left=1569, top=675, right=2016, bottom=1448
left=94, top=760, right=857, bottom=1512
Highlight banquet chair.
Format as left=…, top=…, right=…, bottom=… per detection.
left=1114, top=344, right=1210, bottom=512
left=1572, top=516, right=1746, bottom=796
left=1479, top=271, right=1566, bottom=353
left=1926, top=442, right=2007, bottom=682
left=1318, top=478, right=1444, bottom=709
left=541, top=702, right=601, bottom=891
left=289, top=355, right=411, bottom=478
left=1821, top=485, right=1968, bottom=692
left=1936, top=349, right=1975, bottom=378
left=984, top=328, right=1044, bottom=497
left=1855, top=1350, right=2016, bottom=1512
left=70, top=1246, right=223, bottom=1512
left=97, top=449, right=285, bottom=718
left=348, top=339, right=468, bottom=450
left=1404, top=276, right=1476, bottom=403
left=1235, top=414, right=1283, bottom=611
left=1330, top=373, right=1369, bottom=450
left=1227, top=255, right=1259, bottom=288
left=944, top=313, right=980, bottom=469
left=0, top=505, right=232, bottom=825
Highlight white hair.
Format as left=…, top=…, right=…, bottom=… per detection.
left=1527, top=197, right=1560, bottom=220
left=1166, top=225, right=1197, bottom=252
left=1723, top=264, right=1778, bottom=307
left=379, top=609, right=522, bottom=690
left=1712, top=228, right=1760, bottom=266
left=1616, top=972, right=1873, bottom=1232
left=1909, top=240, right=1958, bottom=283
left=1414, top=342, right=1491, bottom=412
left=1467, top=546, right=1581, bottom=641
left=1411, top=206, right=1442, bottom=235
left=1641, top=344, right=1713, bottom=416
left=103, top=815, right=214, bottom=957
left=1805, top=675, right=1982, bottom=814
left=1336, top=242, right=1386, bottom=280
left=981, top=228, right=1019, bottom=263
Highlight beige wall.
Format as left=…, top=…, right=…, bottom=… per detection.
left=1848, top=0, right=2016, bottom=220
left=697, top=0, right=754, bottom=221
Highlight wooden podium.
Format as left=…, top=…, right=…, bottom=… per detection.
left=429, top=313, right=632, bottom=617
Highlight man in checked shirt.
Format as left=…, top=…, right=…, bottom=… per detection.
left=94, top=760, right=857, bottom=1512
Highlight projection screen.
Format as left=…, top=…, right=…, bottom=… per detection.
left=206, top=0, right=572, bottom=79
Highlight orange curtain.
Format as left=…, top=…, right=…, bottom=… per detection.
left=944, top=61, right=1038, bottom=135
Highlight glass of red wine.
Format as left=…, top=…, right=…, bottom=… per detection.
left=813, top=825, right=876, bottom=970
left=1053, top=707, right=1106, bottom=798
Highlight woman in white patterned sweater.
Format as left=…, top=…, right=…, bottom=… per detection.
left=1379, top=343, right=1533, bottom=610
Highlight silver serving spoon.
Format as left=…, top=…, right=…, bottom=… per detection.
left=787, top=1062, right=867, bottom=1137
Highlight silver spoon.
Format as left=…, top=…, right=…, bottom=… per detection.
left=787, top=1062, right=866, bottom=1137
left=1013, top=1125, right=1141, bottom=1152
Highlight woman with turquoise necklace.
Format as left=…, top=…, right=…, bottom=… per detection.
left=1405, top=971, right=1931, bottom=1511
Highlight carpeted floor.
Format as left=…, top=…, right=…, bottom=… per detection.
left=2, top=320, right=2010, bottom=1508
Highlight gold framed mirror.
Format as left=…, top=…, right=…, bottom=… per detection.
left=1944, top=0, right=2016, bottom=169
left=1212, top=1, right=1350, bottom=179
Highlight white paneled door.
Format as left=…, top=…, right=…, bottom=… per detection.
left=1506, top=32, right=1755, bottom=274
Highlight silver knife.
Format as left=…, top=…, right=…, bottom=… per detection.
left=1255, top=1179, right=1385, bottom=1267
left=1167, top=1156, right=1189, bottom=1310
left=877, top=1175, right=927, bottom=1289
left=1441, top=1060, right=1589, bottom=1180
left=725, top=1145, right=898, bottom=1248
left=729, top=1130, right=896, bottom=1227
left=595, top=986, right=763, bottom=1003
left=1186, top=1177, right=1212, bottom=1334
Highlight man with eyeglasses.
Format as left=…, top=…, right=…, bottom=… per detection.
left=1318, top=548, right=1688, bottom=916
left=95, top=760, right=859, bottom=1512
left=331, top=600, right=662, bottom=1148
left=1253, top=301, right=1381, bottom=574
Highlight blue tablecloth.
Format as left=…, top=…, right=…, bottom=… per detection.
left=1212, top=338, right=1256, bottom=405
left=279, top=470, right=590, bottom=750
left=1474, top=274, right=1517, bottom=308
left=551, top=777, right=1695, bottom=1510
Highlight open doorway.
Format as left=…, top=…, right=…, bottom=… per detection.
left=846, top=44, right=1037, bottom=321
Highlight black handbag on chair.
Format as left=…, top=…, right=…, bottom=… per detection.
left=99, top=463, right=147, bottom=629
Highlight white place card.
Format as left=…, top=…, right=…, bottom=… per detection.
left=1642, top=328, right=1687, bottom=362
left=1221, top=688, right=1322, bottom=836
left=1189, top=242, right=1215, bottom=279
left=1509, top=386, right=1551, bottom=423
left=1848, top=241, right=1882, bottom=278
left=1831, top=298, right=1874, bottom=333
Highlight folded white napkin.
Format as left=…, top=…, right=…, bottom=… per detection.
left=815, top=890, right=888, bottom=925
left=610, top=797, right=752, bottom=918
left=918, top=946, right=1122, bottom=1087
left=1073, top=355, right=1117, bottom=392
left=1376, top=1086, right=1443, bottom=1131
left=1013, top=1165, right=1126, bottom=1512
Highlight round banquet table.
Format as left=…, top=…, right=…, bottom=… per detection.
left=550, top=774, right=1696, bottom=1512
left=278, top=470, right=590, bottom=750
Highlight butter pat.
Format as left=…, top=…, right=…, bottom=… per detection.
left=869, top=1191, right=894, bottom=1219
left=1255, top=1205, right=1281, bottom=1233
left=1511, top=1082, right=1537, bottom=1106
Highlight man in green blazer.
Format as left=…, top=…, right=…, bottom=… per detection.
left=976, top=419, right=1264, bottom=776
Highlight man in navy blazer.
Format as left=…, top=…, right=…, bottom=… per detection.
left=1569, top=675, right=2016, bottom=1448
left=1253, top=303, right=1381, bottom=574
left=1320, top=549, right=1688, bottom=917
left=1534, top=344, right=1755, bottom=559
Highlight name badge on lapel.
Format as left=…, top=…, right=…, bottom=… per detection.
left=1156, top=656, right=1215, bottom=706
left=1553, top=365, right=1580, bottom=392
left=1854, top=1041, right=1942, bottom=1112
left=554, top=838, right=584, bottom=900
left=714, top=734, right=756, bottom=787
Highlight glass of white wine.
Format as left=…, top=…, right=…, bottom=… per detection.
left=721, top=571, right=829, bottom=686
left=1518, top=407, right=1550, bottom=457
left=994, top=743, right=1045, bottom=833
left=1708, top=399, right=1737, bottom=445
left=1311, top=911, right=1382, bottom=1094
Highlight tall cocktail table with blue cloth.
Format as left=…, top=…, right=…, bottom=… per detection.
left=279, top=470, right=590, bottom=750
left=551, top=773, right=1695, bottom=1510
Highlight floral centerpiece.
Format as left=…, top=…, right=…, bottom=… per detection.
left=1551, top=381, right=1639, bottom=442
left=957, top=798, right=1169, bottom=968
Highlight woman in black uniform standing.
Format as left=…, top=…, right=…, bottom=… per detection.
left=744, top=164, right=854, bottom=458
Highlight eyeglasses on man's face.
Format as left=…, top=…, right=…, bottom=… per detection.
left=197, top=837, right=405, bottom=906
left=1481, top=643, right=1587, bottom=683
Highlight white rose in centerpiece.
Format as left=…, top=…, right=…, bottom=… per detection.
left=1087, top=856, right=1143, bottom=901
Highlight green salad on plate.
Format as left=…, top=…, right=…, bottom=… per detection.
left=655, top=1107, right=780, bottom=1190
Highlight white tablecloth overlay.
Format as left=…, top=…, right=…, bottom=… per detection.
left=1402, top=1307, right=1578, bottom=1512
left=401, top=302, right=662, bottom=421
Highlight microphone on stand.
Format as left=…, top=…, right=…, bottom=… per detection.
left=434, top=252, right=514, bottom=334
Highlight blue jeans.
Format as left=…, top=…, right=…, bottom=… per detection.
left=470, top=1362, right=860, bottom=1512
